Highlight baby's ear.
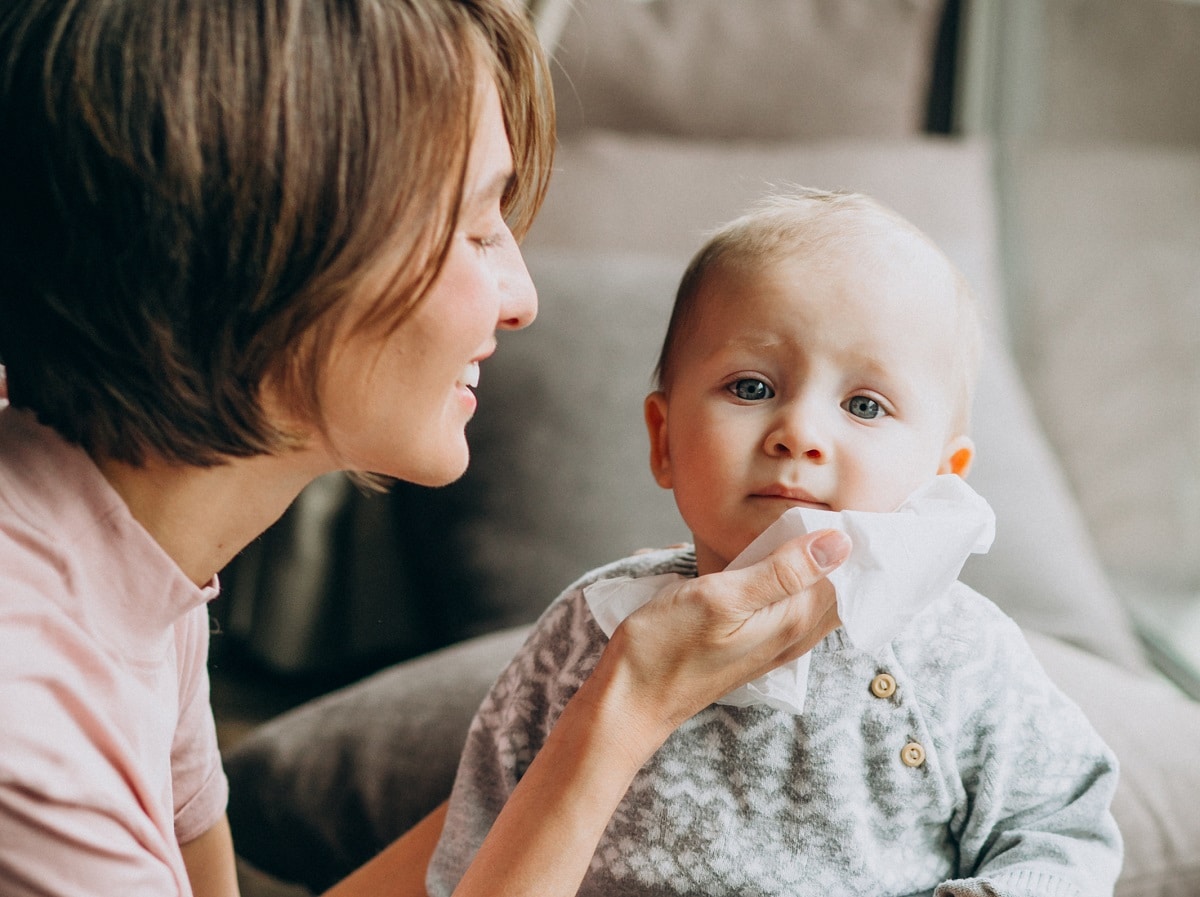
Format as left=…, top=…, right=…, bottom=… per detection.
left=939, top=435, right=975, bottom=478
left=643, top=391, right=674, bottom=490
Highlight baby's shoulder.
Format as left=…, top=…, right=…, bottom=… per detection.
left=907, top=582, right=1021, bottom=640
left=890, top=584, right=1036, bottom=682
left=498, top=548, right=697, bottom=682
left=535, top=547, right=696, bottom=625
left=558, top=547, right=697, bottom=596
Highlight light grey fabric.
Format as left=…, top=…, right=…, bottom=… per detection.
left=225, top=618, right=1200, bottom=896
left=434, top=249, right=687, bottom=634
left=1002, top=143, right=1200, bottom=613
left=1037, top=1, right=1200, bottom=146
left=1025, top=631, right=1200, bottom=897
left=427, top=551, right=1121, bottom=897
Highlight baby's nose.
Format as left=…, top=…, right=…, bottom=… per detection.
left=765, top=408, right=829, bottom=461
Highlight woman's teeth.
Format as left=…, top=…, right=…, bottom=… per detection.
left=459, top=361, right=480, bottom=388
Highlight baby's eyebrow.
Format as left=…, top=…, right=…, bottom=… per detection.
left=720, top=332, right=787, bottom=352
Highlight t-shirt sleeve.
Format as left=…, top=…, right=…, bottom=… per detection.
left=0, top=778, right=184, bottom=896
left=0, top=602, right=227, bottom=895
left=0, top=624, right=183, bottom=895
left=172, top=603, right=229, bottom=845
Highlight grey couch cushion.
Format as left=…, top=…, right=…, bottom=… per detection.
left=226, top=626, right=530, bottom=892
left=548, top=0, right=946, bottom=140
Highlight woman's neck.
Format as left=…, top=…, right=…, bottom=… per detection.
left=95, top=449, right=328, bottom=587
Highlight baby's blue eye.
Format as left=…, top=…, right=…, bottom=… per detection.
left=845, top=395, right=884, bottom=419
left=731, top=378, right=774, bottom=401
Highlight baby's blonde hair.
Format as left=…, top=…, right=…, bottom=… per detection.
left=654, top=187, right=982, bottom=434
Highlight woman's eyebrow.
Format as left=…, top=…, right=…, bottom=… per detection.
left=465, top=169, right=515, bottom=212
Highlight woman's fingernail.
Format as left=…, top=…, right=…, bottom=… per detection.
left=810, top=530, right=851, bottom=570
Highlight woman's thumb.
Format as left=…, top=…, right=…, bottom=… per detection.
left=808, top=529, right=851, bottom=572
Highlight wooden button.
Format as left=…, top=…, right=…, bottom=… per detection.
left=869, top=672, right=897, bottom=699
left=901, top=741, right=926, bottom=768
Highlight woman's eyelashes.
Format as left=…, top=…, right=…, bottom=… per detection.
left=471, top=231, right=505, bottom=252
left=464, top=214, right=511, bottom=253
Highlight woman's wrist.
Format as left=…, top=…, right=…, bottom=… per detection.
left=452, top=640, right=660, bottom=897
left=567, top=626, right=679, bottom=767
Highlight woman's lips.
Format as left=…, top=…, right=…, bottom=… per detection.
left=458, top=341, right=496, bottom=392
left=457, top=361, right=480, bottom=389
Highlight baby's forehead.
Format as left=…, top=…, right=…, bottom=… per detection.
left=702, top=224, right=972, bottom=364
left=712, top=219, right=960, bottom=308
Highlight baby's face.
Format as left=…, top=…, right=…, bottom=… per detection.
left=645, top=228, right=974, bottom=575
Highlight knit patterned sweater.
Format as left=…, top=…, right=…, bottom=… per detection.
left=427, top=549, right=1122, bottom=897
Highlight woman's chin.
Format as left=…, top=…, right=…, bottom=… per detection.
left=399, top=446, right=471, bottom=488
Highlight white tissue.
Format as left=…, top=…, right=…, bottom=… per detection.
left=583, top=475, right=995, bottom=715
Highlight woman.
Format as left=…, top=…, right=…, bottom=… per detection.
left=0, top=1, right=848, bottom=895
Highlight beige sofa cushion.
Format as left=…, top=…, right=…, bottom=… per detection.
left=1004, top=144, right=1200, bottom=624
left=1027, top=630, right=1200, bottom=897
left=547, top=0, right=946, bottom=139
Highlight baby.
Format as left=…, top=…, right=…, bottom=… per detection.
left=427, top=189, right=1122, bottom=896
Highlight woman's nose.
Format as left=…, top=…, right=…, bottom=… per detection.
left=497, top=236, right=538, bottom=331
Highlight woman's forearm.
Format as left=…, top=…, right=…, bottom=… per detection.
left=451, top=640, right=663, bottom=897
left=328, top=530, right=848, bottom=897
left=322, top=649, right=656, bottom=897
left=451, top=531, right=847, bottom=896
left=324, top=802, right=448, bottom=897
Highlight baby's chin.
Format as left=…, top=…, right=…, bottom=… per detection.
left=692, top=544, right=736, bottom=577
left=697, top=534, right=771, bottom=576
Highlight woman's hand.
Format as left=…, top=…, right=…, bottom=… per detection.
left=402, top=528, right=849, bottom=897
left=591, top=528, right=849, bottom=753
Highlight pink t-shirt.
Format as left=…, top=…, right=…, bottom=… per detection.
left=0, top=408, right=229, bottom=896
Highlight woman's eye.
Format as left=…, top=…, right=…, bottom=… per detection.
left=468, top=221, right=511, bottom=253
left=730, top=378, right=774, bottom=401
left=845, top=395, right=885, bottom=420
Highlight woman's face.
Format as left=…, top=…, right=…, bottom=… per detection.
left=313, top=77, right=537, bottom=485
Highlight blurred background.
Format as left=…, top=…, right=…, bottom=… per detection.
left=209, top=2, right=1200, bottom=893
left=210, top=0, right=1200, bottom=741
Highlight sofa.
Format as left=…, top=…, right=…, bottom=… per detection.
left=222, top=2, right=1200, bottom=894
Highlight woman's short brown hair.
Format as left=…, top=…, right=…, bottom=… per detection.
left=0, top=0, right=554, bottom=465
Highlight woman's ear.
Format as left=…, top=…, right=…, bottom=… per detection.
left=644, top=391, right=674, bottom=490
left=939, top=435, right=975, bottom=478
